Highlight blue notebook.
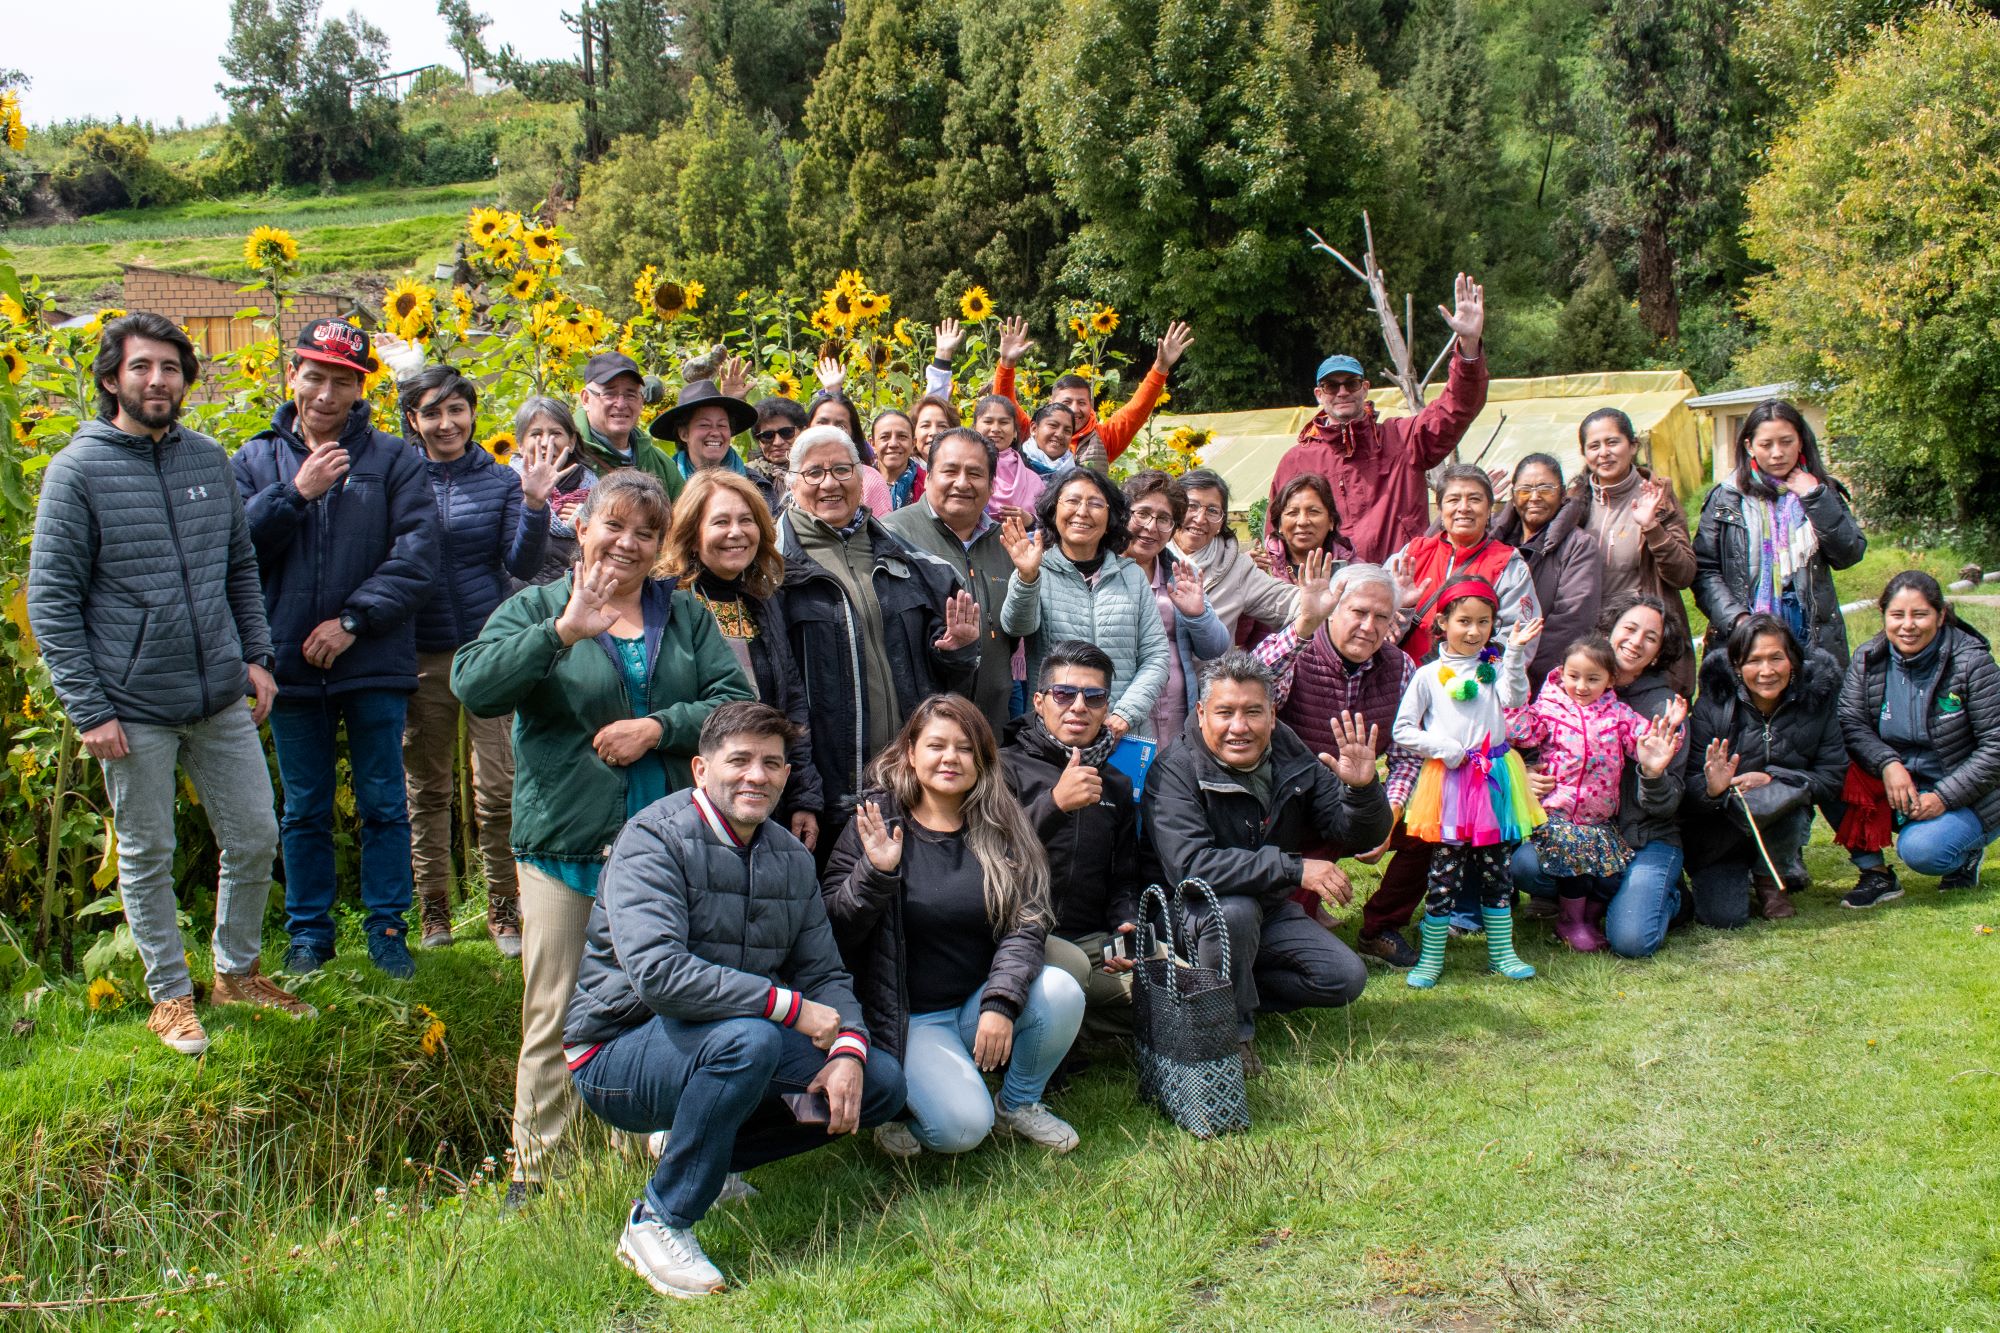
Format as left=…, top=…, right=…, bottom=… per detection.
left=1106, top=734, right=1159, bottom=831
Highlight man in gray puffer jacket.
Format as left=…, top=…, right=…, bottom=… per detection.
left=28, top=313, right=311, bottom=1057
left=562, top=702, right=906, bottom=1301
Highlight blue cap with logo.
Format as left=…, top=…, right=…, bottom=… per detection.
left=1315, top=354, right=1365, bottom=384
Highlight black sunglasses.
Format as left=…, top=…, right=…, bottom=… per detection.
left=754, top=425, right=800, bottom=444
left=1044, top=685, right=1110, bottom=710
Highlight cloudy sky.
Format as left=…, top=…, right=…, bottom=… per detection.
left=11, top=1, right=580, bottom=127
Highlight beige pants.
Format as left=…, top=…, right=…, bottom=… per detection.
left=512, top=860, right=596, bottom=1183
left=404, top=649, right=518, bottom=909
left=1045, top=932, right=1134, bottom=1041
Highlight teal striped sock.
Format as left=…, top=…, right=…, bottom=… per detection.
left=1406, top=913, right=1451, bottom=989
left=1482, top=906, right=1536, bottom=980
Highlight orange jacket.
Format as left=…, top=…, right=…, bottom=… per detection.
left=990, top=363, right=1169, bottom=467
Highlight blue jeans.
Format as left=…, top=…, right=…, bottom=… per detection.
left=904, top=967, right=1083, bottom=1153
left=1894, top=807, right=1996, bottom=877
left=1513, top=840, right=1685, bottom=959
left=573, top=1015, right=906, bottom=1228
left=268, top=690, right=413, bottom=951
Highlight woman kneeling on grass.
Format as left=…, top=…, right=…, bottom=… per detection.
left=823, top=694, right=1086, bottom=1157
left=1835, top=571, right=2000, bottom=907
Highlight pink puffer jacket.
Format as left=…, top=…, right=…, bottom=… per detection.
left=1506, top=670, right=1649, bottom=824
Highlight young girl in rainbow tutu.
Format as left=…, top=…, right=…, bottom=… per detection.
left=1392, top=579, right=1546, bottom=987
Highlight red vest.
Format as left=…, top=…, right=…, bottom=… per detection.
left=1397, top=534, right=1515, bottom=660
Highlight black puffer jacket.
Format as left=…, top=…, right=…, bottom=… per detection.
left=734, top=586, right=824, bottom=822
left=1000, top=718, right=1148, bottom=938
left=564, top=789, right=864, bottom=1048
left=1692, top=479, right=1867, bottom=665
left=1682, top=646, right=1848, bottom=865
left=777, top=513, right=978, bottom=816
left=1840, top=623, right=2000, bottom=834
left=1144, top=714, right=1392, bottom=908
left=1491, top=499, right=1602, bottom=692
left=1609, top=667, right=1689, bottom=851
left=821, top=791, right=1047, bottom=1060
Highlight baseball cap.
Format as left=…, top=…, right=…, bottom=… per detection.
left=1314, top=354, right=1365, bottom=383
left=294, top=319, right=378, bottom=376
left=584, top=351, right=644, bottom=387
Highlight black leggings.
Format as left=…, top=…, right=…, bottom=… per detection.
left=1426, top=842, right=1513, bottom=915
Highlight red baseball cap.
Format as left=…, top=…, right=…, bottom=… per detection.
left=294, top=318, right=379, bottom=376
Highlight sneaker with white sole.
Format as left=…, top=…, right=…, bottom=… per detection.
left=647, top=1129, right=670, bottom=1159
left=992, top=1093, right=1080, bottom=1152
left=146, top=995, right=209, bottom=1056
left=615, top=1199, right=724, bottom=1300
left=644, top=1131, right=756, bottom=1205
left=874, top=1121, right=923, bottom=1158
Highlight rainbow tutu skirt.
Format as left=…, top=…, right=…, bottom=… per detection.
left=1405, top=740, right=1546, bottom=847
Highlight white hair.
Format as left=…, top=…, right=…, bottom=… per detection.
left=791, top=424, right=860, bottom=466
left=1329, top=562, right=1402, bottom=615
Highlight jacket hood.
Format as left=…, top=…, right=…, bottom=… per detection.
left=1697, top=643, right=1844, bottom=713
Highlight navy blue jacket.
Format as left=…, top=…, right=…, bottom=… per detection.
left=412, top=443, right=550, bottom=653
left=231, top=401, right=438, bottom=697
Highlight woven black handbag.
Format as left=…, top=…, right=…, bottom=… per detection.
left=1131, top=879, right=1250, bottom=1138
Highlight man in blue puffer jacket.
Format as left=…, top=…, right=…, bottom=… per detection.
left=231, top=319, right=438, bottom=979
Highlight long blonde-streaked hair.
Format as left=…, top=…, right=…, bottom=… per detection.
left=657, top=469, right=785, bottom=599
left=867, top=694, right=1050, bottom=936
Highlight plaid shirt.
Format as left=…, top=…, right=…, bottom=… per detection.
left=1254, top=625, right=1422, bottom=809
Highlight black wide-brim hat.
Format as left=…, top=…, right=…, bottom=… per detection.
left=649, top=378, right=758, bottom=442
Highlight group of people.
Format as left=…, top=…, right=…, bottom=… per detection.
left=25, top=279, right=2000, bottom=1301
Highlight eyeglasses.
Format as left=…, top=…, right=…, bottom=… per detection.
left=1045, top=685, right=1110, bottom=710
left=1184, top=503, right=1225, bottom=523
left=1318, top=378, right=1365, bottom=394
left=589, top=384, right=643, bottom=404
left=797, top=463, right=858, bottom=484
left=1513, top=483, right=1562, bottom=497
left=754, top=425, right=799, bottom=444
left=1129, top=508, right=1175, bottom=531
left=1060, top=496, right=1109, bottom=515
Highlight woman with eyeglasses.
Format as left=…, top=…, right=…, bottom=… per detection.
left=1170, top=467, right=1299, bottom=643
left=1121, top=469, right=1229, bottom=743
left=999, top=470, right=1172, bottom=739
left=1490, top=453, right=1602, bottom=693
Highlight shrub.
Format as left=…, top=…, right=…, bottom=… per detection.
left=50, top=123, right=185, bottom=214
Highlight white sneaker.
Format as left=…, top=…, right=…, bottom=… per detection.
left=647, top=1129, right=670, bottom=1159
left=991, top=1094, right=1080, bottom=1153
left=615, top=1200, right=724, bottom=1300
left=874, top=1121, right=923, bottom=1158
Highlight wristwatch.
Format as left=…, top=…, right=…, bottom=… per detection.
left=338, top=612, right=362, bottom=636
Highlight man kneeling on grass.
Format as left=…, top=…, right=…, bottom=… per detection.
left=562, top=702, right=906, bottom=1300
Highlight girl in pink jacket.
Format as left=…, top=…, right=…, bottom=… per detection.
left=1507, top=636, right=1650, bottom=952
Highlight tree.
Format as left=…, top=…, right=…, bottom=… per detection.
left=437, top=0, right=492, bottom=85
left=216, top=0, right=402, bottom=188
left=1025, top=0, right=1411, bottom=404
left=673, top=0, right=842, bottom=129
left=1737, top=0, right=2000, bottom=113
left=1553, top=251, right=1650, bottom=373
left=489, top=0, right=682, bottom=157
left=1740, top=6, right=2000, bottom=530
left=1399, top=0, right=1497, bottom=299
left=570, top=75, right=791, bottom=315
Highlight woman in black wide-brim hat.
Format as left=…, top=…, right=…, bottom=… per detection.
left=650, top=378, right=768, bottom=507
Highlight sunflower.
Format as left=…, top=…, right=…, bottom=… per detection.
left=383, top=279, right=437, bottom=340
left=617, top=319, right=641, bottom=358
left=522, top=226, right=563, bottom=266
left=450, top=285, right=475, bottom=324
left=1068, top=315, right=1087, bottom=341
left=773, top=370, right=801, bottom=400
left=1, top=345, right=25, bottom=384
left=1090, top=304, right=1120, bottom=335
left=243, top=225, right=299, bottom=271
left=0, top=91, right=25, bottom=154
left=856, top=291, right=889, bottom=321
left=829, top=288, right=858, bottom=327
left=683, top=281, right=705, bottom=311
left=0, top=294, right=25, bottom=326
left=893, top=318, right=913, bottom=348
left=650, top=280, right=688, bottom=321
left=809, top=307, right=840, bottom=338
left=506, top=270, right=540, bottom=302
left=836, top=269, right=867, bottom=298
left=631, top=264, right=660, bottom=309
left=86, top=975, right=126, bottom=1011
left=414, top=1004, right=448, bottom=1058
left=467, top=207, right=510, bottom=250
left=574, top=306, right=611, bottom=348
left=487, top=237, right=521, bottom=268
left=482, top=430, right=516, bottom=464
left=959, top=285, right=994, bottom=324
left=82, top=307, right=126, bottom=339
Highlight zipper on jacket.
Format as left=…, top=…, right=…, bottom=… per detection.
left=153, top=444, right=214, bottom=716
left=842, top=594, right=865, bottom=797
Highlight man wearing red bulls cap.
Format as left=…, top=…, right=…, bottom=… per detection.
left=231, top=318, right=439, bottom=980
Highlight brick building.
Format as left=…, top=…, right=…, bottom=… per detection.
left=118, top=265, right=369, bottom=360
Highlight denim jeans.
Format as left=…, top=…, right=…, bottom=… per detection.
left=1514, top=840, right=1685, bottom=959
left=268, top=690, right=413, bottom=951
left=903, top=967, right=1083, bottom=1153
left=1688, top=807, right=1814, bottom=929
left=573, top=1015, right=906, bottom=1228
left=1894, top=807, right=1996, bottom=877
left=99, top=704, right=280, bottom=1000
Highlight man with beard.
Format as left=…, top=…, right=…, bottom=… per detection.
left=29, top=312, right=311, bottom=1055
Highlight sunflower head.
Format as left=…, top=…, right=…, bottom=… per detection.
left=1, top=344, right=27, bottom=384
left=383, top=279, right=437, bottom=340
left=482, top=430, right=516, bottom=464
left=507, top=270, right=540, bottom=302
left=1090, top=304, right=1120, bottom=335
left=836, top=269, right=867, bottom=298
left=651, top=280, right=688, bottom=321
left=773, top=370, right=800, bottom=401
left=0, top=91, right=25, bottom=154
left=488, top=237, right=521, bottom=268
left=1068, top=316, right=1086, bottom=341
left=81, top=308, right=126, bottom=339
left=523, top=226, right=563, bottom=266
left=809, top=307, right=840, bottom=338
left=893, top=318, right=913, bottom=348
left=468, top=208, right=509, bottom=249
left=959, top=286, right=994, bottom=324
left=830, top=289, right=857, bottom=325
left=683, top=281, right=705, bottom=311
left=243, top=225, right=299, bottom=272
left=86, top=975, right=126, bottom=1011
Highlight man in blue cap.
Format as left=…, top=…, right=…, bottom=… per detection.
left=1269, top=273, right=1489, bottom=564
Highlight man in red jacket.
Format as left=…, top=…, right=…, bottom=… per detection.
left=989, top=316, right=1195, bottom=472
left=1269, top=273, right=1490, bottom=564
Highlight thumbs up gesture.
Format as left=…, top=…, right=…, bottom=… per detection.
left=1051, top=746, right=1104, bottom=813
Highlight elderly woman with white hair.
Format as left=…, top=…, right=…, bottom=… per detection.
left=775, top=424, right=986, bottom=846
left=1254, top=562, right=1430, bottom=963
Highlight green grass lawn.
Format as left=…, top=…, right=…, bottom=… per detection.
left=11, top=831, right=2000, bottom=1332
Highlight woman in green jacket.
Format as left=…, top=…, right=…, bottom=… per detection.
left=452, top=468, right=752, bottom=1205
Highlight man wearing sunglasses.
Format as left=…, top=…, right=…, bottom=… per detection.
left=1001, top=640, right=1149, bottom=1037
left=1268, top=272, right=1490, bottom=564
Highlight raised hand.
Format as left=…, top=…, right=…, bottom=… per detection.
left=996, top=315, right=1035, bottom=368
left=516, top=433, right=560, bottom=509
left=934, top=317, right=965, bottom=363
left=1152, top=320, right=1194, bottom=374
left=814, top=355, right=845, bottom=396
left=1001, top=514, right=1044, bottom=582
left=716, top=354, right=752, bottom=402
left=1508, top=615, right=1545, bottom=651
left=1629, top=478, right=1667, bottom=532
left=1168, top=559, right=1208, bottom=618
left=1487, top=467, right=1512, bottom=505
left=854, top=800, right=904, bottom=873
left=1438, top=272, right=1485, bottom=353
left=934, top=589, right=982, bottom=652
left=1052, top=746, right=1104, bottom=813
left=1320, top=710, right=1380, bottom=788
left=554, top=560, right=622, bottom=646
left=1293, top=548, right=1339, bottom=636
left=1703, top=737, right=1740, bottom=799
left=1634, top=708, right=1684, bottom=779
